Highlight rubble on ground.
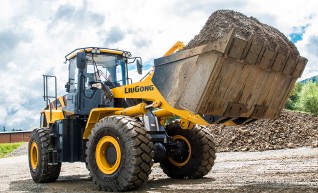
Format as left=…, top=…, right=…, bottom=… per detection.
left=209, top=110, right=318, bottom=152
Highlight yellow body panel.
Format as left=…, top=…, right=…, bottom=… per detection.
left=83, top=108, right=124, bottom=138
left=83, top=104, right=153, bottom=139
left=58, top=96, right=66, bottom=107
left=44, top=110, right=64, bottom=124
left=111, top=71, right=208, bottom=125
left=41, top=96, right=68, bottom=126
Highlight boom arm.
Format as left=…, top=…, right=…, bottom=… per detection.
left=163, top=41, right=185, bottom=56
left=82, top=71, right=207, bottom=139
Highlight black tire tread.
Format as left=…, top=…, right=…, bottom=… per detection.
left=86, top=116, right=153, bottom=191
left=160, top=120, right=216, bottom=179
left=29, top=128, right=61, bottom=183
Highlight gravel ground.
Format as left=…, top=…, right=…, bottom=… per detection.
left=1, top=147, right=317, bottom=192
left=3, top=110, right=317, bottom=192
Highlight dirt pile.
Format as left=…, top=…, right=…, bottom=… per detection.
left=5, top=143, right=28, bottom=157
left=209, top=110, right=318, bottom=152
left=185, top=10, right=299, bottom=58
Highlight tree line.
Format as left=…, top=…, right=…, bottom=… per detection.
left=2, top=127, right=23, bottom=132
left=285, top=80, right=318, bottom=115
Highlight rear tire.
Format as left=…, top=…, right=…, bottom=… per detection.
left=160, top=120, right=216, bottom=179
left=86, top=116, right=154, bottom=191
left=28, top=128, right=61, bottom=183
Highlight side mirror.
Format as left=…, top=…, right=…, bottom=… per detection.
left=136, top=59, right=142, bottom=75
left=65, top=82, right=70, bottom=92
left=76, top=52, right=86, bottom=69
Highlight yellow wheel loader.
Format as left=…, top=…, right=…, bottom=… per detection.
left=28, top=28, right=307, bottom=191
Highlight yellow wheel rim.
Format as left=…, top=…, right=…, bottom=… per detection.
left=30, top=141, right=39, bottom=170
left=168, top=135, right=192, bottom=167
left=95, top=136, right=121, bottom=175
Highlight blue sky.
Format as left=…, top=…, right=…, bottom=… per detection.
left=290, top=33, right=303, bottom=43
left=0, top=0, right=317, bottom=131
left=290, top=25, right=308, bottom=43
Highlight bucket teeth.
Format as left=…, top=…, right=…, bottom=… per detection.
left=220, top=29, right=307, bottom=79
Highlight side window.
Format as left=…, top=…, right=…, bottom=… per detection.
left=106, top=65, right=117, bottom=84
left=116, top=60, right=126, bottom=85
left=85, top=65, right=96, bottom=89
left=116, top=62, right=123, bottom=86
left=68, top=59, right=78, bottom=92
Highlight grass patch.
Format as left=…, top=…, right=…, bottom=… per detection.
left=0, top=142, right=24, bottom=158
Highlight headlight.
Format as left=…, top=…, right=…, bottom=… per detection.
left=123, top=52, right=131, bottom=58
left=92, top=48, right=101, bottom=54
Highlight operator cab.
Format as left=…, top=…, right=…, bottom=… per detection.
left=63, top=47, right=142, bottom=115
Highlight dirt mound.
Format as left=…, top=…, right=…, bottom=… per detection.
left=209, top=110, right=318, bottom=152
left=185, top=10, right=299, bottom=58
left=5, top=143, right=28, bottom=157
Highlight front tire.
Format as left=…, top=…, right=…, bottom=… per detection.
left=86, top=116, right=154, bottom=191
left=160, top=120, right=216, bottom=179
left=28, top=128, right=61, bottom=183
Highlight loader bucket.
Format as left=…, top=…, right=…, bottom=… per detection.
left=152, top=28, right=307, bottom=121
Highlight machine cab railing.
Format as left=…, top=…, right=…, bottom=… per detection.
left=43, top=75, right=58, bottom=121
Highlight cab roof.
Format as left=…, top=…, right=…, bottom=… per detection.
left=65, top=47, right=132, bottom=60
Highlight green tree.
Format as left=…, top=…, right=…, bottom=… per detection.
left=296, top=81, right=318, bottom=115
left=285, top=82, right=303, bottom=110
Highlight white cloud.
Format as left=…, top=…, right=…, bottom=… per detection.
left=293, top=11, right=318, bottom=79
left=0, top=0, right=317, bottom=130
left=242, top=0, right=318, bottom=80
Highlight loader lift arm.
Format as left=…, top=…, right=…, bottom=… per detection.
left=163, top=41, right=185, bottom=56
left=83, top=71, right=208, bottom=139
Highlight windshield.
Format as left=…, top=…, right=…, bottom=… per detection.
left=67, top=53, right=127, bottom=94
left=86, top=53, right=127, bottom=86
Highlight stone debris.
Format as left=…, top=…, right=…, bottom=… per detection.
left=312, top=141, right=318, bottom=148
left=185, top=10, right=299, bottom=58
left=5, top=142, right=28, bottom=157
left=209, top=110, right=318, bottom=152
